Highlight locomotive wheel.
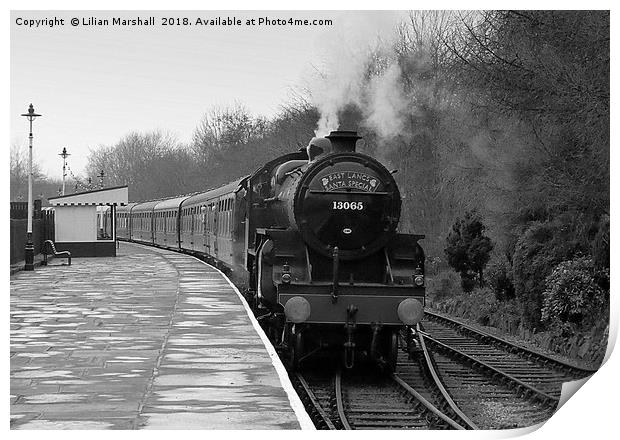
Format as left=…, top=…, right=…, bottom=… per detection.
left=287, top=328, right=304, bottom=370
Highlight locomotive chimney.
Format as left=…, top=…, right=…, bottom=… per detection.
left=326, top=130, right=362, bottom=153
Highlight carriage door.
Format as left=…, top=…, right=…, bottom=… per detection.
left=213, top=201, right=219, bottom=257
left=206, top=204, right=211, bottom=255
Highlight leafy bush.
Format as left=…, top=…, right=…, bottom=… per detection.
left=592, top=214, right=610, bottom=271
left=460, top=276, right=477, bottom=293
left=487, top=256, right=515, bottom=301
left=435, top=287, right=521, bottom=328
left=541, top=257, right=608, bottom=328
left=426, top=270, right=460, bottom=301
left=467, top=287, right=500, bottom=326
left=426, top=256, right=445, bottom=276
left=512, top=214, right=590, bottom=327
left=445, top=211, right=494, bottom=292
left=489, top=298, right=523, bottom=333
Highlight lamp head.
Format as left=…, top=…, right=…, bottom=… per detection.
left=21, top=103, right=42, bottom=119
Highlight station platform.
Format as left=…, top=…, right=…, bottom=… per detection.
left=10, top=242, right=313, bottom=430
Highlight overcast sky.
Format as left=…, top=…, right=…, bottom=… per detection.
left=10, top=10, right=405, bottom=179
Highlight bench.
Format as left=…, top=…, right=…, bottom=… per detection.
left=42, top=240, right=71, bottom=266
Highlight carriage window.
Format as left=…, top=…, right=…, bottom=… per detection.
left=229, top=199, right=233, bottom=237
left=226, top=199, right=230, bottom=235
left=219, top=202, right=223, bottom=234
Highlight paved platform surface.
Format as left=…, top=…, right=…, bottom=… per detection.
left=10, top=242, right=311, bottom=430
left=10, top=253, right=47, bottom=275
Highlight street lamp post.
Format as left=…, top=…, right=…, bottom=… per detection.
left=59, top=147, right=70, bottom=196
left=20, top=104, right=42, bottom=271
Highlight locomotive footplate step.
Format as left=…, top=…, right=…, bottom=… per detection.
left=10, top=242, right=312, bottom=430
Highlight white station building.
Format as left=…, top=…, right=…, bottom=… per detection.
left=47, top=185, right=128, bottom=257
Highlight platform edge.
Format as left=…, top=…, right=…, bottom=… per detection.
left=189, top=255, right=315, bottom=430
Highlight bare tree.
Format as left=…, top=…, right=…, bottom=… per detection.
left=86, top=131, right=191, bottom=200
left=10, top=143, right=44, bottom=200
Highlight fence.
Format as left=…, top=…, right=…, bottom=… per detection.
left=10, top=201, right=55, bottom=265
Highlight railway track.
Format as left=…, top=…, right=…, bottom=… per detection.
left=292, top=365, right=468, bottom=430
left=391, top=311, right=599, bottom=428
left=422, top=311, right=596, bottom=400
left=291, top=308, right=598, bottom=430
left=398, top=324, right=555, bottom=428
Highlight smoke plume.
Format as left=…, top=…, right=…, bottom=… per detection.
left=308, top=12, right=405, bottom=137
left=365, top=63, right=408, bottom=139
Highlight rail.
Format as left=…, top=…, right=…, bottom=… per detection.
left=414, top=325, right=479, bottom=429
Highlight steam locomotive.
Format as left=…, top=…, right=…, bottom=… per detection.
left=116, top=130, right=425, bottom=371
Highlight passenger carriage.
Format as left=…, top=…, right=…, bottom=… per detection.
left=130, top=200, right=158, bottom=244
left=179, top=178, right=247, bottom=269
left=115, top=202, right=136, bottom=239
left=153, top=196, right=190, bottom=249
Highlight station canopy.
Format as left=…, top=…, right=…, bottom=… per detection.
left=48, top=185, right=128, bottom=206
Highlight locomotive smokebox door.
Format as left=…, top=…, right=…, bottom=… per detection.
left=292, top=152, right=401, bottom=261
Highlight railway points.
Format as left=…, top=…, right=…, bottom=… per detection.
left=10, top=241, right=313, bottom=430
left=290, top=315, right=597, bottom=430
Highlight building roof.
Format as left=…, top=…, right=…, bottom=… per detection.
left=48, top=185, right=129, bottom=206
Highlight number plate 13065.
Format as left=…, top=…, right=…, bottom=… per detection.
left=332, top=201, right=364, bottom=210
